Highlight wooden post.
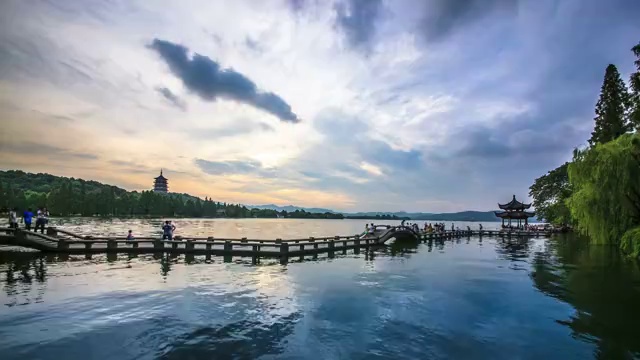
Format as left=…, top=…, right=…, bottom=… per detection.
left=58, top=239, right=68, bottom=250
left=107, top=240, right=117, bottom=250
left=132, top=241, right=139, bottom=248
left=206, top=237, right=213, bottom=251
left=171, top=242, right=178, bottom=250
left=46, top=227, right=58, bottom=237
left=224, top=240, right=232, bottom=252
left=328, top=239, right=335, bottom=251
left=154, top=239, right=163, bottom=251
left=280, top=242, right=289, bottom=256
left=186, top=240, right=194, bottom=252
left=85, top=242, right=92, bottom=250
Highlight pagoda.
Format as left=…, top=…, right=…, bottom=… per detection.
left=494, top=195, right=535, bottom=228
left=153, top=170, right=168, bottom=193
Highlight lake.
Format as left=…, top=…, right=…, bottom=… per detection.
left=1, top=218, right=639, bottom=359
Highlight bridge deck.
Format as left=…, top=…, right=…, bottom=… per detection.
left=1, top=226, right=552, bottom=258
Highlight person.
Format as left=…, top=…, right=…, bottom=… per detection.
left=8, top=207, right=18, bottom=229
left=127, top=230, right=135, bottom=241
left=22, top=208, right=34, bottom=231
left=34, top=207, right=46, bottom=234
left=479, top=223, right=483, bottom=231
left=451, top=223, right=454, bottom=232
left=43, top=207, right=50, bottom=227
left=162, top=221, right=176, bottom=240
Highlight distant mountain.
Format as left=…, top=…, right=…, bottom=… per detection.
left=248, top=206, right=539, bottom=222
left=248, top=204, right=336, bottom=214
left=344, top=210, right=534, bottom=222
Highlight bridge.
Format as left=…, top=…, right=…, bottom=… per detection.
left=1, top=225, right=551, bottom=260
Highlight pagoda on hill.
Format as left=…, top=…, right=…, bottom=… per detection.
left=153, top=170, right=168, bottom=193
left=494, top=195, right=535, bottom=228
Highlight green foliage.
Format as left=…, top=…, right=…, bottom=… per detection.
left=629, top=42, right=640, bottom=131
left=0, top=170, right=345, bottom=219
left=567, top=133, right=640, bottom=244
left=588, top=64, right=632, bottom=146
left=620, top=226, right=640, bottom=258
left=529, top=162, right=572, bottom=225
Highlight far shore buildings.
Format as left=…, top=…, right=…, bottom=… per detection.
left=494, top=195, right=535, bottom=228
left=153, top=170, right=168, bottom=193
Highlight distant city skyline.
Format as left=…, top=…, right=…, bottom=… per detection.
left=1, top=0, right=639, bottom=212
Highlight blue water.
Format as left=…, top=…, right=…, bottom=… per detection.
left=1, top=219, right=639, bottom=359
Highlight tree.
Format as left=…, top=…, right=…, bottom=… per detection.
left=588, top=64, right=631, bottom=146
left=629, top=42, right=640, bottom=131
left=567, top=133, right=640, bottom=250
left=529, top=162, right=572, bottom=225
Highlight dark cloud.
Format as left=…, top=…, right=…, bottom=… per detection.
left=155, top=87, right=186, bottom=111
left=195, top=158, right=277, bottom=177
left=149, top=39, right=299, bottom=123
left=419, top=0, right=517, bottom=42
left=287, top=0, right=307, bottom=13
left=334, top=0, right=383, bottom=49
left=244, top=37, right=263, bottom=53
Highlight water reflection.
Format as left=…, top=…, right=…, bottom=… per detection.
left=531, top=234, right=640, bottom=359
left=159, top=312, right=302, bottom=359
left=2, top=234, right=640, bottom=359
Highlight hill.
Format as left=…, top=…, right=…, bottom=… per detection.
left=248, top=204, right=335, bottom=213
left=0, top=170, right=341, bottom=219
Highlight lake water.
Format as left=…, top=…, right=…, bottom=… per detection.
left=1, top=219, right=639, bottom=359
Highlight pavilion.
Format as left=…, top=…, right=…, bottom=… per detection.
left=494, top=195, right=535, bottom=228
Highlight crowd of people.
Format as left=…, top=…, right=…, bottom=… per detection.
left=7, top=207, right=51, bottom=233
left=362, top=220, right=485, bottom=235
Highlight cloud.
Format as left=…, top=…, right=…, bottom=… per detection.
left=419, top=0, right=517, bottom=42
left=195, top=158, right=277, bottom=177
left=360, top=162, right=383, bottom=176
left=1, top=142, right=98, bottom=160
left=334, top=0, right=383, bottom=50
left=149, top=39, right=299, bottom=123
left=155, top=87, right=186, bottom=111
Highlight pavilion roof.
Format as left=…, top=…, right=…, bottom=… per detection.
left=154, top=169, right=167, bottom=181
left=498, top=195, right=532, bottom=211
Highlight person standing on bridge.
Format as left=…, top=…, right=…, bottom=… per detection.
left=8, top=207, right=18, bottom=229
left=22, top=208, right=34, bottom=231
left=162, top=221, right=176, bottom=240
left=34, top=207, right=46, bottom=234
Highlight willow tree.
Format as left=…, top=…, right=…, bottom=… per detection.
left=529, top=162, right=572, bottom=225
left=567, top=134, right=640, bottom=253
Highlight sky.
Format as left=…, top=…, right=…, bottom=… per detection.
left=0, top=0, right=639, bottom=213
